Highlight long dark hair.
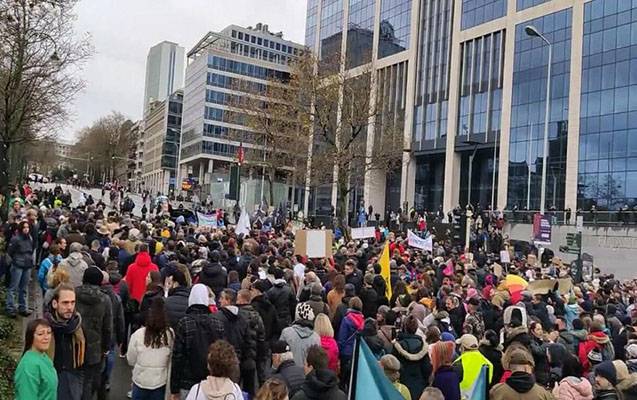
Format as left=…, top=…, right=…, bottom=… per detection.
left=144, top=297, right=172, bottom=348
left=23, top=318, right=51, bottom=354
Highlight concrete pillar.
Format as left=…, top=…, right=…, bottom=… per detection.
left=564, top=2, right=585, bottom=218
left=442, top=0, right=464, bottom=214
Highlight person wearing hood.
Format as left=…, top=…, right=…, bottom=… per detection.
left=75, top=266, right=113, bottom=400
left=593, top=361, right=621, bottom=400
left=45, top=284, right=85, bottom=400
left=185, top=339, right=244, bottom=400
left=579, top=321, right=615, bottom=374
left=164, top=269, right=191, bottom=328
left=625, top=344, right=637, bottom=373
left=268, top=269, right=298, bottom=332
left=300, top=282, right=330, bottom=320
left=125, top=244, right=159, bottom=304
left=271, top=340, right=306, bottom=397
left=199, top=250, right=227, bottom=299
left=216, top=289, right=252, bottom=380
left=612, top=360, right=637, bottom=400
left=453, top=334, right=493, bottom=398
left=290, top=345, right=347, bottom=400
left=237, top=289, right=265, bottom=396
left=170, top=283, right=225, bottom=399
left=490, top=348, right=554, bottom=400
left=58, top=242, right=88, bottom=289
left=393, top=314, right=432, bottom=400
left=336, top=296, right=365, bottom=383
left=556, top=316, right=581, bottom=355
left=552, top=356, right=593, bottom=400
left=280, top=302, right=321, bottom=367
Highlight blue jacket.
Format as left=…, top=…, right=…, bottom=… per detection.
left=38, top=255, right=62, bottom=291
left=336, top=310, right=364, bottom=358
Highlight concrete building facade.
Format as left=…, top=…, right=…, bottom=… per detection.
left=141, top=90, right=183, bottom=195
left=178, top=23, right=304, bottom=210
left=143, top=41, right=185, bottom=114
left=305, top=0, right=637, bottom=219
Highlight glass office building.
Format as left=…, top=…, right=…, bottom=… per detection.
left=303, top=0, right=637, bottom=218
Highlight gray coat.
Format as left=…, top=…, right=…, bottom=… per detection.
left=58, top=252, right=88, bottom=288
left=8, top=233, right=33, bottom=269
left=279, top=322, right=320, bottom=367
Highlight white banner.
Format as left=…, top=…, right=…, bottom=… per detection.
left=236, top=211, right=251, bottom=236
left=407, top=230, right=432, bottom=251
left=351, top=226, right=376, bottom=239
left=197, top=212, right=218, bottom=227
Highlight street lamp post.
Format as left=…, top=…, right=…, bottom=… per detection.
left=464, top=140, right=480, bottom=208
left=525, top=25, right=552, bottom=215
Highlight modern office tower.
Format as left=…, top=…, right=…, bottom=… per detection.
left=305, top=0, right=637, bottom=218
left=141, top=90, right=183, bottom=195
left=143, top=41, right=185, bottom=114
left=179, top=23, right=304, bottom=210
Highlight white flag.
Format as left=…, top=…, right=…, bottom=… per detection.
left=236, top=211, right=251, bottom=236
left=407, top=230, right=432, bottom=251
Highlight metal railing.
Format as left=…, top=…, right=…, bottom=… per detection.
left=504, top=209, right=637, bottom=227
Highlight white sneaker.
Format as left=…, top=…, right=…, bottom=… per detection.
left=127, top=390, right=132, bottom=398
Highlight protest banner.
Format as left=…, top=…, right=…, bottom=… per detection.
left=197, top=212, right=217, bottom=227
left=527, top=278, right=573, bottom=295
left=407, top=230, right=433, bottom=251
left=351, top=226, right=376, bottom=240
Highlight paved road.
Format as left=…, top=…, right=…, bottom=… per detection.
left=42, top=183, right=146, bottom=217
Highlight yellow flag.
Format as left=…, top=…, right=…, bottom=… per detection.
left=380, top=241, right=392, bottom=300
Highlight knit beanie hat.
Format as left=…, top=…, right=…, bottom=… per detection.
left=83, top=267, right=104, bottom=286
left=595, top=361, right=618, bottom=386
left=626, top=344, right=637, bottom=360
left=296, top=302, right=315, bottom=322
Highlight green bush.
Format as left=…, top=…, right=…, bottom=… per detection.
left=0, top=318, right=13, bottom=341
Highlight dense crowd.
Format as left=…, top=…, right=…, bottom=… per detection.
left=3, top=182, right=637, bottom=400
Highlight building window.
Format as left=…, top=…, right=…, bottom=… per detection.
left=231, top=30, right=237, bottom=38
left=319, top=0, right=344, bottom=60
left=461, top=0, right=507, bottom=30
left=578, top=0, right=637, bottom=211
left=346, top=0, right=375, bottom=68
left=517, top=0, right=552, bottom=11
left=257, top=37, right=262, bottom=45
left=238, top=31, right=243, bottom=40
left=378, top=0, right=412, bottom=59
left=507, top=8, right=572, bottom=210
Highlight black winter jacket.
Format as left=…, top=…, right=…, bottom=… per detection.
left=290, top=369, right=347, bottom=400
left=100, top=284, right=125, bottom=346
left=267, top=280, right=297, bottom=331
left=8, top=233, right=33, bottom=269
left=170, top=305, right=225, bottom=393
left=251, top=294, right=279, bottom=342
left=199, top=261, right=227, bottom=297
left=216, top=306, right=251, bottom=366
left=165, top=286, right=190, bottom=328
left=75, top=284, right=113, bottom=365
left=272, top=359, right=305, bottom=397
left=238, top=304, right=265, bottom=373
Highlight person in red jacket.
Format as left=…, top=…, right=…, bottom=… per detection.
left=578, top=321, right=615, bottom=374
left=124, top=244, right=159, bottom=303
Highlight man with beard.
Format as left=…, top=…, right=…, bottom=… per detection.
left=45, top=284, right=86, bottom=400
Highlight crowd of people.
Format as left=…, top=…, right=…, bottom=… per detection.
left=4, top=182, right=637, bottom=400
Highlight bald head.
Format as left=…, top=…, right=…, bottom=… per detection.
left=237, top=289, right=252, bottom=305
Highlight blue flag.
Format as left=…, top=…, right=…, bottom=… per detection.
left=466, top=365, right=488, bottom=400
left=351, top=338, right=404, bottom=400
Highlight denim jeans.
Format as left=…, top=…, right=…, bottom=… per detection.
left=6, top=266, right=30, bottom=313
left=132, top=384, right=166, bottom=400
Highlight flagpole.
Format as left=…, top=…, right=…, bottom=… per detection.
left=348, top=335, right=360, bottom=399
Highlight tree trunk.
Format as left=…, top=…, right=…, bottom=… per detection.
left=0, top=142, right=11, bottom=219
left=336, top=167, right=350, bottom=238
left=267, top=167, right=275, bottom=210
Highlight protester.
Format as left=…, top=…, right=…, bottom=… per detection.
left=489, top=348, right=554, bottom=400
left=290, top=345, right=346, bottom=400
left=127, top=297, right=174, bottom=400
left=313, top=313, right=339, bottom=372
left=185, top=339, right=244, bottom=400
left=430, top=341, right=461, bottom=400
left=280, top=302, right=320, bottom=367
left=453, top=334, right=493, bottom=398
left=6, top=221, right=34, bottom=317
left=593, top=361, right=622, bottom=400
left=58, top=242, right=88, bottom=289
left=379, top=354, right=412, bottom=400
left=392, top=314, right=432, bottom=400
left=255, top=378, right=289, bottom=400
left=14, top=319, right=57, bottom=400
left=271, top=340, right=305, bottom=397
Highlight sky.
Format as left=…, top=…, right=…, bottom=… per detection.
left=63, top=0, right=307, bottom=141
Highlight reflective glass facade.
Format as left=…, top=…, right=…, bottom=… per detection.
left=415, top=155, right=445, bottom=211
left=413, top=0, right=453, bottom=149
left=306, top=0, right=320, bottom=47
left=461, top=0, right=507, bottom=30
left=457, top=30, right=505, bottom=139
left=347, top=0, right=376, bottom=68
left=517, top=0, right=552, bottom=12
left=577, top=0, right=637, bottom=210
left=378, top=0, right=412, bottom=58
left=320, top=0, right=345, bottom=60
left=508, top=9, right=571, bottom=210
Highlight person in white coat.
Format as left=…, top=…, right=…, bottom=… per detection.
left=127, top=297, right=174, bottom=400
left=185, top=339, right=243, bottom=400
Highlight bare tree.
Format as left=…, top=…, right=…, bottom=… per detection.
left=0, top=0, right=91, bottom=209
left=72, top=112, right=134, bottom=185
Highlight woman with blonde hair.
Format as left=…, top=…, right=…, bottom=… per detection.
left=44, top=267, right=70, bottom=306
left=254, top=378, right=288, bottom=400
left=314, top=313, right=339, bottom=372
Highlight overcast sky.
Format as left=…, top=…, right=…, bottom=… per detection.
left=63, top=0, right=307, bottom=141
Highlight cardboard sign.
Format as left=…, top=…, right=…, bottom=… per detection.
left=351, top=226, right=376, bottom=239
left=294, top=230, right=333, bottom=258
left=500, top=250, right=510, bottom=264
left=527, top=278, right=573, bottom=295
